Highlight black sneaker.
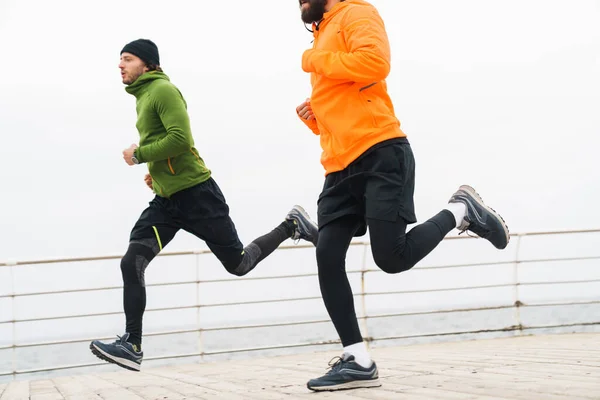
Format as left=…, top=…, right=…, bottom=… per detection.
left=286, top=205, right=318, bottom=246
left=449, top=185, right=510, bottom=249
left=307, top=353, right=381, bottom=392
left=90, top=333, right=143, bottom=371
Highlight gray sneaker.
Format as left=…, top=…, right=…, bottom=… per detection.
left=286, top=205, right=318, bottom=246
left=449, top=185, right=510, bottom=249
left=307, top=353, right=381, bottom=391
left=90, top=333, right=143, bottom=371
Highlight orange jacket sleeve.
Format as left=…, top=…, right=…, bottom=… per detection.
left=298, top=113, right=321, bottom=135
left=302, top=8, right=391, bottom=83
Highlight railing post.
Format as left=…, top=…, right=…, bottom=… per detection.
left=8, top=260, right=17, bottom=381
left=195, top=252, right=204, bottom=361
left=359, top=244, right=371, bottom=347
left=513, top=235, right=523, bottom=334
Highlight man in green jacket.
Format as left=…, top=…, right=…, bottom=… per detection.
left=90, top=39, right=318, bottom=372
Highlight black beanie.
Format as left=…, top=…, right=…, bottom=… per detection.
left=120, top=39, right=160, bottom=66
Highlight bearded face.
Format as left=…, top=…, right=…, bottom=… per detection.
left=299, top=0, right=327, bottom=24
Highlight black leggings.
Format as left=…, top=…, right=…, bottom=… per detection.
left=120, top=179, right=296, bottom=348
left=120, top=221, right=292, bottom=348
left=316, top=210, right=455, bottom=346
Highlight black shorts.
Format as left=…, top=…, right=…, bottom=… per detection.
left=130, top=177, right=243, bottom=267
left=317, top=138, right=417, bottom=237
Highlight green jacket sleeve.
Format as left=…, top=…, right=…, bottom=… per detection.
left=136, top=83, right=193, bottom=163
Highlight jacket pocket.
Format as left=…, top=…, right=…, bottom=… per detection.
left=167, top=157, right=175, bottom=175
left=360, top=82, right=397, bottom=129
left=359, top=98, right=378, bottom=128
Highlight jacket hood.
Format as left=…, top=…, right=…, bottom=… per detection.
left=125, top=71, right=170, bottom=97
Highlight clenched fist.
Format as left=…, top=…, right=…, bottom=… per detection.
left=144, top=174, right=153, bottom=190
left=296, top=98, right=315, bottom=121
left=123, top=144, right=138, bottom=166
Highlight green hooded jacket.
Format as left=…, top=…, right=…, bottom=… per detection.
left=125, top=71, right=211, bottom=197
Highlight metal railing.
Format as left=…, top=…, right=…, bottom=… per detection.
left=1, top=228, right=599, bottom=379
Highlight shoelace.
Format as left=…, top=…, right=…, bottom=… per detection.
left=325, top=356, right=348, bottom=375
left=114, top=334, right=140, bottom=353
left=292, top=220, right=301, bottom=244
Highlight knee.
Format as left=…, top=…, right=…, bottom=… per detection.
left=371, top=245, right=412, bottom=275
left=316, top=243, right=346, bottom=278
left=120, top=250, right=140, bottom=284
left=216, top=252, right=246, bottom=276
left=316, top=244, right=334, bottom=268
left=224, top=262, right=246, bottom=277
left=120, top=242, right=155, bottom=286
left=222, top=244, right=257, bottom=277
left=315, top=244, right=327, bottom=265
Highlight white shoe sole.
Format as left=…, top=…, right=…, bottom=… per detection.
left=308, top=378, right=381, bottom=391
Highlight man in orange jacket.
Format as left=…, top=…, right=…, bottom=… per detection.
left=297, top=0, right=510, bottom=391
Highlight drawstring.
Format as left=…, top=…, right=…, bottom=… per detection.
left=304, top=0, right=347, bottom=34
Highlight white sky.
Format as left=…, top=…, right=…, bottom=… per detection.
left=0, top=0, right=599, bottom=261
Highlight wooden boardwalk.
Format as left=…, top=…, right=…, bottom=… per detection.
left=1, top=333, right=598, bottom=399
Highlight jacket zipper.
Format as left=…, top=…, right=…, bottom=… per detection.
left=167, top=157, right=175, bottom=174
left=359, top=82, right=378, bottom=91
left=190, top=149, right=201, bottom=163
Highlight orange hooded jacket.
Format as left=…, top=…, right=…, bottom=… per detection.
left=299, top=0, right=406, bottom=175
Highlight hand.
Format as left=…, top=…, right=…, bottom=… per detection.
left=144, top=174, right=153, bottom=190
left=296, top=98, right=315, bottom=121
left=123, top=144, right=138, bottom=166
